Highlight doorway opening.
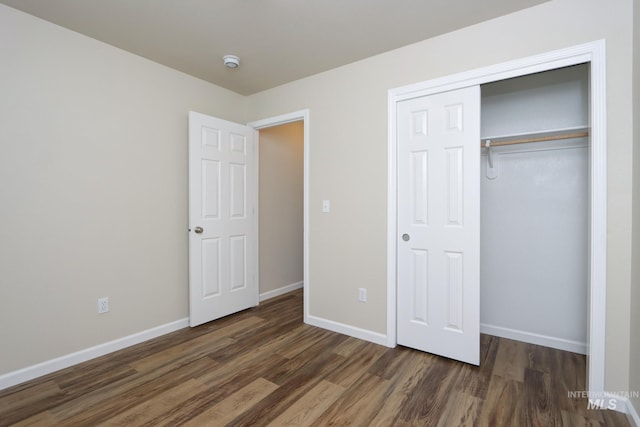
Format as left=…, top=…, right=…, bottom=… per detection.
left=387, top=41, right=606, bottom=395
left=249, top=110, right=310, bottom=321
left=257, top=121, right=304, bottom=301
left=479, top=64, right=589, bottom=354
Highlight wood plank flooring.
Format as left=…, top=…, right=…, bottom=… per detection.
left=0, top=289, right=630, bottom=426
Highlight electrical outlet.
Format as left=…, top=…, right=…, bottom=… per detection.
left=98, top=297, right=109, bottom=314
left=358, top=288, right=367, bottom=302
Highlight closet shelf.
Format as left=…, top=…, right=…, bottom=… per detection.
left=481, top=126, right=590, bottom=147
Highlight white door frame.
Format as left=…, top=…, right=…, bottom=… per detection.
left=248, top=110, right=310, bottom=321
left=387, top=41, right=607, bottom=393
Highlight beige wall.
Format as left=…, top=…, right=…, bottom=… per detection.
left=258, top=122, right=304, bottom=294
left=247, top=0, right=634, bottom=393
left=0, top=5, right=247, bottom=374
left=630, top=0, right=640, bottom=414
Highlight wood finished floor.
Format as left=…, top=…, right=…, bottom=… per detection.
left=0, top=289, right=630, bottom=426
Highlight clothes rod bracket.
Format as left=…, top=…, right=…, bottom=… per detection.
left=485, top=139, right=494, bottom=168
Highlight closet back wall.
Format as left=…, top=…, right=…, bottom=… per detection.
left=480, top=65, right=589, bottom=353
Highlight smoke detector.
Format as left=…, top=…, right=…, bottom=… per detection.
left=223, top=55, right=240, bottom=68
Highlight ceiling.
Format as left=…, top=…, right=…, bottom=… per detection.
left=1, top=0, right=548, bottom=95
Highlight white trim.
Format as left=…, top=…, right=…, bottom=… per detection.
left=624, top=396, right=640, bottom=425
left=390, top=48, right=594, bottom=102
left=259, top=281, right=304, bottom=302
left=248, top=110, right=310, bottom=325
left=480, top=324, right=587, bottom=355
left=306, top=315, right=389, bottom=347
left=248, top=110, right=308, bottom=129
left=0, top=318, right=189, bottom=391
left=586, top=40, right=608, bottom=396
left=603, top=393, right=635, bottom=416
left=581, top=392, right=638, bottom=417
left=388, top=40, right=606, bottom=394
left=252, top=127, right=261, bottom=301
left=386, top=86, right=398, bottom=348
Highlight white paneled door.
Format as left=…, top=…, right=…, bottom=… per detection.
left=396, top=86, right=481, bottom=365
left=188, top=111, right=258, bottom=327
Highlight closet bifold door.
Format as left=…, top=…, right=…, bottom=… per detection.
left=396, top=85, right=481, bottom=366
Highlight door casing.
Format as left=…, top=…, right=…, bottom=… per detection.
left=387, top=41, right=607, bottom=394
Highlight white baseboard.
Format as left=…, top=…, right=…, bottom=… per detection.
left=601, top=393, right=640, bottom=419
left=625, top=396, right=640, bottom=426
left=0, top=318, right=189, bottom=391
left=481, top=323, right=587, bottom=354
left=581, top=393, right=638, bottom=416
left=259, top=281, right=303, bottom=302
left=305, top=314, right=389, bottom=347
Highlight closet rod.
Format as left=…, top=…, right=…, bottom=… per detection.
left=481, top=130, right=589, bottom=147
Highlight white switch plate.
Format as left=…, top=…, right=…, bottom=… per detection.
left=358, top=288, right=367, bottom=302
left=322, top=199, right=330, bottom=213
left=98, top=297, right=109, bottom=314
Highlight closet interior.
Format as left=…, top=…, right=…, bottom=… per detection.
left=479, top=64, right=590, bottom=354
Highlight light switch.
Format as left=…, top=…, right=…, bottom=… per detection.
left=322, top=199, right=330, bottom=213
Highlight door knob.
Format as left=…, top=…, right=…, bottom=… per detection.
left=402, top=233, right=410, bottom=241
left=194, top=226, right=204, bottom=234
